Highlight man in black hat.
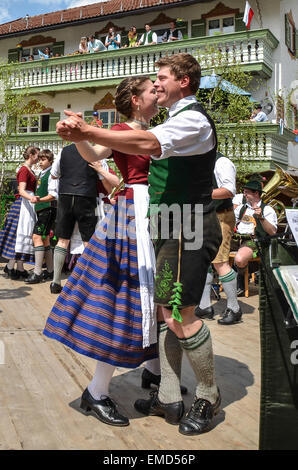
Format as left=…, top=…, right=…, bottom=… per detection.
left=232, top=179, right=277, bottom=308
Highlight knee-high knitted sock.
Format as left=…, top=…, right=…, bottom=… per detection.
left=199, top=266, right=213, bottom=309
left=16, top=260, right=25, bottom=271
left=88, top=361, right=116, bottom=400
left=179, top=322, right=218, bottom=404
left=53, top=246, right=68, bottom=285
left=158, top=322, right=183, bottom=404
left=219, top=269, right=240, bottom=312
left=7, top=259, right=15, bottom=269
left=34, top=246, right=45, bottom=275
left=44, top=245, right=53, bottom=273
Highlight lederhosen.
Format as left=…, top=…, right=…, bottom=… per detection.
left=148, top=102, right=222, bottom=313
left=231, top=201, right=267, bottom=255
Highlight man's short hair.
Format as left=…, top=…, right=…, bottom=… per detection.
left=155, top=53, right=201, bottom=94
left=38, top=149, right=54, bottom=164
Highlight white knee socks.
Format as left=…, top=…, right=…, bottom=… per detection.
left=88, top=361, right=116, bottom=400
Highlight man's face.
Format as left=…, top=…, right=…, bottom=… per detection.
left=145, top=24, right=151, bottom=32
left=243, top=189, right=260, bottom=205
left=170, top=22, right=175, bottom=30
left=154, top=66, right=183, bottom=108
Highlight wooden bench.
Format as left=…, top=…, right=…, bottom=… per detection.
left=229, top=252, right=260, bottom=297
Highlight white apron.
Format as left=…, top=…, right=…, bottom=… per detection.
left=15, top=191, right=37, bottom=256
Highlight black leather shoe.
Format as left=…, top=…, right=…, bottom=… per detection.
left=134, top=390, right=184, bottom=425
left=179, top=390, right=221, bottom=435
left=237, top=288, right=245, bottom=297
left=50, top=282, right=62, bottom=294
left=11, top=269, right=29, bottom=280
left=217, top=308, right=242, bottom=325
left=80, top=388, right=129, bottom=427
left=195, top=305, right=215, bottom=320
left=25, top=272, right=44, bottom=284
left=4, top=265, right=16, bottom=278
left=42, top=270, right=54, bottom=281
left=141, top=368, right=188, bottom=395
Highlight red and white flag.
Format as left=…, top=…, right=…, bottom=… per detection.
left=243, top=1, right=254, bottom=29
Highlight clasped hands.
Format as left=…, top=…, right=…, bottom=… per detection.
left=253, top=206, right=264, bottom=220
left=56, top=110, right=90, bottom=142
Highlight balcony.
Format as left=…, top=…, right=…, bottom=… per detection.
left=7, top=29, right=278, bottom=94
left=4, top=123, right=294, bottom=171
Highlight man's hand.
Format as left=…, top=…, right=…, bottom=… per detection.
left=253, top=206, right=264, bottom=220
left=56, top=110, right=91, bottom=142
left=30, top=196, right=40, bottom=204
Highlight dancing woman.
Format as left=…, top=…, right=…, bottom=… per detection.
left=44, top=76, right=159, bottom=426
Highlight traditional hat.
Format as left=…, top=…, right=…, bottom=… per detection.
left=243, top=179, right=263, bottom=193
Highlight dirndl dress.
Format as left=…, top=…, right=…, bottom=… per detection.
left=43, top=186, right=157, bottom=368
left=0, top=197, right=35, bottom=263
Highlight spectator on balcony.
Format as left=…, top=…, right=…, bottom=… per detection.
left=250, top=105, right=268, bottom=122
left=105, top=27, right=121, bottom=50
left=162, top=21, right=183, bottom=42
left=21, top=57, right=27, bottom=62
left=137, top=23, right=157, bottom=46
left=38, top=47, right=52, bottom=60
left=79, top=36, right=89, bottom=54
left=124, top=26, right=139, bottom=48
left=28, top=55, right=34, bottom=61
left=88, top=34, right=106, bottom=53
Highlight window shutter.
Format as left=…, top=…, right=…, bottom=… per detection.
left=84, top=110, right=94, bottom=124
left=52, top=41, right=65, bottom=57
left=285, top=14, right=291, bottom=50
left=191, top=19, right=206, bottom=38
left=235, top=13, right=247, bottom=32
left=8, top=48, right=21, bottom=63
left=49, top=112, right=61, bottom=132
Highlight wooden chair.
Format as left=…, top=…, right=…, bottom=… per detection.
left=229, top=252, right=260, bottom=297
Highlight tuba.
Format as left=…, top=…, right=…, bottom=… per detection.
left=262, top=165, right=298, bottom=222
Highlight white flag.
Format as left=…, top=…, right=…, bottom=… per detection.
left=243, top=1, right=254, bottom=29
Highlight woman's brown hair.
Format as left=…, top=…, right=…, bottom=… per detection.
left=114, top=76, right=151, bottom=118
left=23, top=146, right=39, bottom=160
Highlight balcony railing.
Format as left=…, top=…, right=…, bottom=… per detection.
left=7, top=29, right=278, bottom=93
left=4, top=123, right=294, bottom=170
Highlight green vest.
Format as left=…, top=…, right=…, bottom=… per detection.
left=148, top=102, right=217, bottom=214
left=238, top=201, right=267, bottom=239
left=142, top=30, right=153, bottom=44
left=35, top=169, right=51, bottom=212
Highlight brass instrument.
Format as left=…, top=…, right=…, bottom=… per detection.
left=262, top=165, right=298, bottom=222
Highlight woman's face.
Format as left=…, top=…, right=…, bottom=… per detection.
left=136, top=80, right=159, bottom=119
left=30, top=151, right=39, bottom=164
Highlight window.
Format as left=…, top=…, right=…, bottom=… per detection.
left=208, top=16, right=235, bottom=36
left=17, top=114, right=50, bottom=133
left=97, top=110, right=120, bottom=128
left=21, top=44, right=53, bottom=61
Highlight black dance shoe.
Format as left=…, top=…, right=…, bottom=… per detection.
left=237, top=288, right=245, bottom=297
left=11, top=269, right=29, bottom=280
left=194, top=305, right=215, bottom=320
left=80, top=388, right=129, bottom=427
left=217, top=308, right=242, bottom=325
left=50, top=282, right=62, bottom=294
left=25, top=272, right=44, bottom=284
left=42, top=270, right=54, bottom=281
left=4, top=265, right=17, bottom=278
left=179, top=390, right=221, bottom=435
left=141, top=368, right=188, bottom=395
left=134, top=390, right=184, bottom=425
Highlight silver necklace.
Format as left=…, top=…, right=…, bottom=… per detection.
left=128, top=118, right=149, bottom=129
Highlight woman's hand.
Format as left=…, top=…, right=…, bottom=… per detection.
left=56, top=110, right=90, bottom=142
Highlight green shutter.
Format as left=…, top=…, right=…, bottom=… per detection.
left=52, top=41, right=65, bottom=57
left=191, top=19, right=206, bottom=38
left=49, top=112, right=61, bottom=132
left=235, top=13, right=247, bottom=32
left=285, top=14, right=291, bottom=49
left=84, top=110, right=94, bottom=124
left=8, top=48, right=20, bottom=63
left=295, top=28, right=298, bottom=57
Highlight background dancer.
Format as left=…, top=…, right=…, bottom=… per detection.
left=44, top=76, right=159, bottom=427
left=13, top=146, right=40, bottom=279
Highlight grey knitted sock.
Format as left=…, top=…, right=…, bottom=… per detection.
left=44, top=245, right=53, bottom=273
left=199, top=266, right=213, bottom=309
left=158, top=322, right=183, bottom=404
left=53, top=246, right=67, bottom=285
left=219, top=269, right=240, bottom=312
left=179, top=322, right=218, bottom=404
left=33, top=246, right=45, bottom=275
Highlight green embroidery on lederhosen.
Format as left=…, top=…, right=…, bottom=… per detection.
left=155, top=260, right=173, bottom=299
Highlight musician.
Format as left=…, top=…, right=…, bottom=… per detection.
left=233, top=179, right=277, bottom=280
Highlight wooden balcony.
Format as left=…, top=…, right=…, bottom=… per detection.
left=7, top=29, right=279, bottom=95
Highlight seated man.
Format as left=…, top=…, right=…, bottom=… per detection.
left=250, top=105, right=268, bottom=122
left=233, top=179, right=277, bottom=280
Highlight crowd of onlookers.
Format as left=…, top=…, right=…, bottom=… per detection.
left=19, top=21, right=183, bottom=62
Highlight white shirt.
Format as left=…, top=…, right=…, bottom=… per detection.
left=233, top=193, right=244, bottom=206
left=50, top=151, right=108, bottom=182
left=235, top=200, right=277, bottom=235
left=214, top=157, right=236, bottom=196
left=254, top=111, right=268, bottom=122
left=139, top=31, right=157, bottom=45
left=149, top=96, right=215, bottom=160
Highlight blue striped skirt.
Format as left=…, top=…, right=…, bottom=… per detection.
left=43, top=198, right=158, bottom=368
left=0, top=198, right=34, bottom=263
